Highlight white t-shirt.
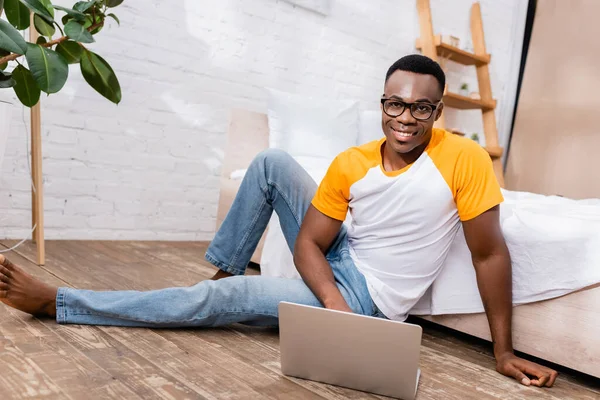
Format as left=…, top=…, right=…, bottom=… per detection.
left=311, top=129, right=504, bottom=321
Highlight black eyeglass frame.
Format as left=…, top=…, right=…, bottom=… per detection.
left=380, top=97, right=442, bottom=121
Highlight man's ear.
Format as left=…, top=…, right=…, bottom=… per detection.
left=434, top=103, right=444, bottom=121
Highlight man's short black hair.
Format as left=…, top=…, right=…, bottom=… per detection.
left=385, top=54, right=446, bottom=94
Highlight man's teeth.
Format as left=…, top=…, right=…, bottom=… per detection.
left=392, top=127, right=415, bottom=137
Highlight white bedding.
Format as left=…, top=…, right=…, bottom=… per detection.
left=231, top=167, right=600, bottom=316
left=413, top=189, right=600, bottom=315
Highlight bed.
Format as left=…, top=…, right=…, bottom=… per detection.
left=216, top=109, right=600, bottom=379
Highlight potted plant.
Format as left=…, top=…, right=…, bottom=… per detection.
left=0, top=0, right=123, bottom=108
left=459, top=83, right=469, bottom=97
left=470, top=132, right=480, bottom=143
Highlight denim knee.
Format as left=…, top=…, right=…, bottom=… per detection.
left=251, top=148, right=294, bottom=172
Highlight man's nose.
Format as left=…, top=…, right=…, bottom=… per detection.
left=396, top=107, right=417, bottom=125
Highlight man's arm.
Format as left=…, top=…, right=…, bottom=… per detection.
left=462, top=206, right=558, bottom=387
left=294, top=205, right=353, bottom=313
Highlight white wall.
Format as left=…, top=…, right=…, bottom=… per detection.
left=0, top=0, right=527, bottom=241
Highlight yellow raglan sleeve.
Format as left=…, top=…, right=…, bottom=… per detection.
left=311, top=155, right=350, bottom=221
left=454, top=143, right=504, bottom=221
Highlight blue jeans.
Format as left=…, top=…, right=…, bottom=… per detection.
left=56, top=149, right=379, bottom=327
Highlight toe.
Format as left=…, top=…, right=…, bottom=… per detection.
left=0, top=265, right=12, bottom=279
left=0, top=255, right=15, bottom=270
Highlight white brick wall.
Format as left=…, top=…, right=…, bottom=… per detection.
left=0, top=0, right=527, bottom=240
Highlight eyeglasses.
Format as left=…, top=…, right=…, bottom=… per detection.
left=380, top=98, right=441, bottom=121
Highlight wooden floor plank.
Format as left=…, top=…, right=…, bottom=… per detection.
left=0, top=335, right=66, bottom=399
left=0, top=251, right=143, bottom=400
left=106, top=326, right=325, bottom=400
left=0, top=248, right=212, bottom=399
left=1, top=240, right=599, bottom=399
left=1, top=307, right=143, bottom=400
left=167, top=327, right=384, bottom=400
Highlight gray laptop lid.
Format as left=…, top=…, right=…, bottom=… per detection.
left=279, top=302, right=422, bottom=399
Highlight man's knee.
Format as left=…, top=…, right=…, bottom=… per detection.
left=251, top=148, right=295, bottom=172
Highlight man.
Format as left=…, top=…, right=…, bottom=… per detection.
left=0, top=54, right=557, bottom=388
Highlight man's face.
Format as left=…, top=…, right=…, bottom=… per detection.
left=381, top=70, right=444, bottom=154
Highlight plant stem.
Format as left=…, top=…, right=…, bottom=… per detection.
left=0, top=22, right=103, bottom=65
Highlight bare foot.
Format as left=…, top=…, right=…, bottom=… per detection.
left=210, top=269, right=234, bottom=280
left=0, top=254, right=58, bottom=317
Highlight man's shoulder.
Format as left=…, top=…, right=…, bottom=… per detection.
left=326, top=139, right=382, bottom=186
left=336, top=138, right=382, bottom=165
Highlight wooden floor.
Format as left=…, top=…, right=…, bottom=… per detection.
left=0, top=241, right=598, bottom=400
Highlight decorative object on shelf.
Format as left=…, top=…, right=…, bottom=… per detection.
left=0, top=0, right=124, bottom=265
left=441, top=34, right=460, bottom=48
left=470, top=133, right=480, bottom=143
left=469, top=91, right=481, bottom=100
left=459, top=83, right=469, bottom=96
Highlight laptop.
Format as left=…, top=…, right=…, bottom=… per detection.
left=278, top=302, right=422, bottom=400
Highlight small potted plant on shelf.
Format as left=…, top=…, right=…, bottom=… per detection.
left=0, top=0, right=123, bottom=111
left=470, top=132, right=480, bottom=143
left=459, top=83, right=469, bottom=97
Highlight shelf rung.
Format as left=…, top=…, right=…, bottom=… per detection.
left=416, top=35, right=490, bottom=66
left=449, top=129, right=466, bottom=136
left=484, top=146, right=503, bottom=158
left=443, top=92, right=495, bottom=111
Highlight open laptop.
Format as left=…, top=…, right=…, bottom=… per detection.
left=278, top=302, right=422, bottom=400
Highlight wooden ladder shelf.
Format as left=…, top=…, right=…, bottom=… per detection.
left=416, top=0, right=505, bottom=186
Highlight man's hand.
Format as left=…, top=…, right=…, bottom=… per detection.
left=324, top=298, right=354, bottom=313
left=496, top=352, right=558, bottom=387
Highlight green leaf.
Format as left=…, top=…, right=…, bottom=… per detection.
left=4, top=0, right=30, bottom=30
left=107, top=13, right=119, bottom=26
left=0, top=70, right=16, bottom=88
left=38, top=0, right=53, bottom=17
left=34, top=14, right=55, bottom=37
left=25, top=43, right=68, bottom=94
left=0, top=18, right=28, bottom=54
left=36, top=35, right=47, bottom=44
left=19, top=0, right=54, bottom=22
left=73, top=1, right=94, bottom=12
left=54, top=5, right=86, bottom=21
left=64, top=20, right=94, bottom=43
left=104, top=0, right=122, bottom=7
left=12, top=65, right=40, bottom=107
left=80, top=49, right=120, bottom=104
left=56, top=40, right=82, bottom=64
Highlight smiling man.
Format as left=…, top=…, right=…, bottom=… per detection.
left=0, top=54, right=556, bottom=388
